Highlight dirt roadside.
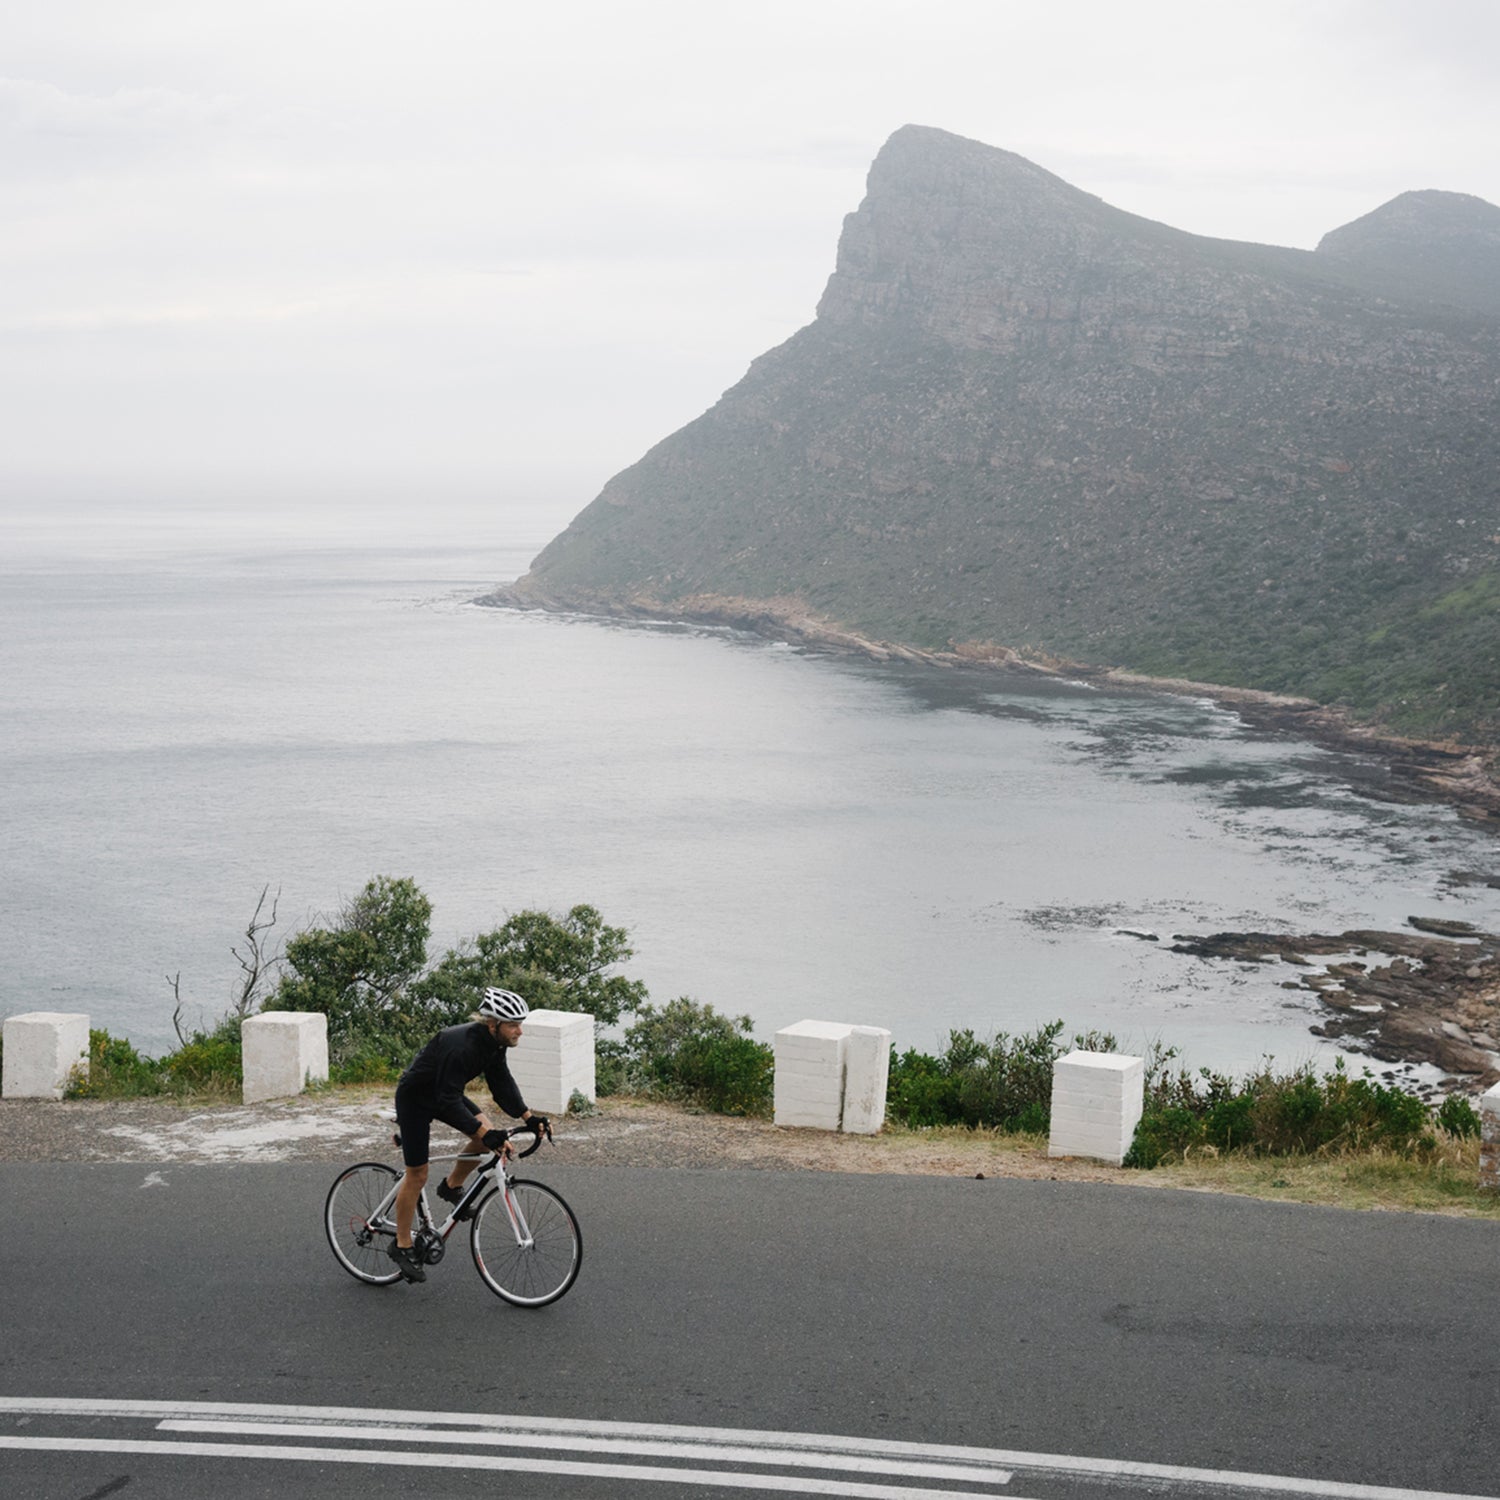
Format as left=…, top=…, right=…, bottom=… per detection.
left=0, top=1089, right=1136, bottom=1183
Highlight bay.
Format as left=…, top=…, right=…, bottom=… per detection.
left=4, top=509, right=1498, bottom=1077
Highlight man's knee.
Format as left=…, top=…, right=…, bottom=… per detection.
left=403, top=1163, right=429, bottom=1186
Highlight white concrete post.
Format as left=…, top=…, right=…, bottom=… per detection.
left=841, top=1025, right=892, bottom=1134
left=1048, top=1050, right=1145, bottom=1166
left=241, top=1012, right=329, bottom=1104
left=1, top=1012, right=91, bottom=1100
left=773, top=1020, right=854, bottom=1130
left=1480, top=1082, right=1500, bottom=1192
left=504, top=1008, right=595, bottom=1115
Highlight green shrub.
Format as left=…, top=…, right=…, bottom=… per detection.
left=65, top=1030, right=165, bottom=1099
left=885, top=1047, right=953, bottom=1127
left=1123, top=1105, right=1204, bottom=1169
left=1125, top=1057, right=1436, bottom=1167
left=159, top=1017, right=243, bottom=1093
left=63, top=1023, right=242, bottom=1100
left=594, top=1037, right=629, bottom=1097
left=886, top=1021, right=1101, bottom=1132
left=620, top=998, right=773, bottom=1116
left=1436, top=1093, right=1482, bottom=1140
left=327, top=1046, right=404, bottom=1085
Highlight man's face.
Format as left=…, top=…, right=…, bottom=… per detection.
left=497, top=1020, right=524, bottom=1048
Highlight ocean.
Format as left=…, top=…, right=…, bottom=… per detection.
left=4, top=504, right=1497, bottom=1076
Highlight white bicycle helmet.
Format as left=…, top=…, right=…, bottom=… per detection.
left=479, top=987, right=529, bottom=1022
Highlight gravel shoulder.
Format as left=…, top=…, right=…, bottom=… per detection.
left=0, top=1088, right=1137, bottom=1183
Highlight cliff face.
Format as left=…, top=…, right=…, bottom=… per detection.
left=505, top=125, right=1500, bottom=745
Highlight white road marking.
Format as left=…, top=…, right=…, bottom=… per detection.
left=156, top=1418, right=1011, bottom=1484
left=0, top=1437, right=1003, bottom=1499
left=0, top=1397, right=1494, bottom=1500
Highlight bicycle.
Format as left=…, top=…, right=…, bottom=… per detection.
left=324, top=1119, right=582, bottom=1307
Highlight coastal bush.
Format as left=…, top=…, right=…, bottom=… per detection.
left=62, top=1023, right=242, bottom=1100
left=617, top=998, right=773, bottom=1116
left=1435, top=1092, right=1482, bottom=1140
left=1124, top=1057, right=1440, bottom=1168
left=159, top=1017, right=243, bottom=1092
left=65, top=1030, right=165, bottom=1099
left=68, top=879, right=655, bottom=1093
left=885, top=1022, right=1115, bottom=1132
left=261, top=879, right=650, bottom=1077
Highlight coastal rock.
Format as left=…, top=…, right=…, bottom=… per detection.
left=1176, top=923, right=1500, bottom=1088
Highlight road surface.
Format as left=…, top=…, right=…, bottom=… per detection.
left=3, top=1163, right=1497, bottom=1498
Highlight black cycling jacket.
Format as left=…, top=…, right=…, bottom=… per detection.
left=396, top=1021, right=526, bottom=1135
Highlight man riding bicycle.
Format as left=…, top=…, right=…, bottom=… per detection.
left=388, top=987, right=546, bottom=1283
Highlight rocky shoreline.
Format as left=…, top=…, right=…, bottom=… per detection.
left=481, top=582, right=1500, bottom=824
left=1167, top=918, right=1500, bottom=1093
left=481, top=584, right=1500, bottom=1091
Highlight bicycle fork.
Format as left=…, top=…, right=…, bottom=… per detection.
left=498, top=1178, right=536, bottom=1249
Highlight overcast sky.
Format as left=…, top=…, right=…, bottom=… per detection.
left=5, top=0, right=1498, bottom=547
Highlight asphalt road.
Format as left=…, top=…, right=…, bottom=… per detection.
left=5, top=1162, right=1498, bottom=1500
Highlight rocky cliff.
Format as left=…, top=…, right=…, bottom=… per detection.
left=496, top=125, right=1500, bottom=747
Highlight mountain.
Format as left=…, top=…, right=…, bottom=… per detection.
left=497, top=126, right=1500, bottom=748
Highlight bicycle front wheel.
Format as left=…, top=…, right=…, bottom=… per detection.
left=325, top=1162, right=403, bottom=1285
left=470, top=1179, right=581, bottom=1306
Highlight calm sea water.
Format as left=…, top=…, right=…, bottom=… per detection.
left=5, top=509, right=1498, bottom=1075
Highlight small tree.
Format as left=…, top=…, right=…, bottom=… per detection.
left=413, top=903, right=647, bottom=1029
left=269, top=876, right=434, bottom=1061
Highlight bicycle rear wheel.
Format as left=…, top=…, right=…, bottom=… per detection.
left=470, top=1179, right=581, bottom=1306
left=325, top=1162, right=403, bottom=1285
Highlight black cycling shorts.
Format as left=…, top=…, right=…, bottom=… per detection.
left=393, top=1085, right=480, bottom=1169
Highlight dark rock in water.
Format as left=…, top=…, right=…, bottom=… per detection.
left=1114, top=929, right=1159, bottom=942
left=1171, top=924, right=1500, bottom=1087
left=1407, top=915, right=1479, bottom=938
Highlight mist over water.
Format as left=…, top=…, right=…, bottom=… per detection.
left=4, top=506, right=1498, bottom=1075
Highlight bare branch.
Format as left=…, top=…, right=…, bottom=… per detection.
left=229, top=883, right=284, bottom=1019
left=167, top=971, right=189, bottom=1047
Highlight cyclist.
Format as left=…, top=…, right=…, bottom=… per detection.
left=387, top=987, right=546, bottom=1283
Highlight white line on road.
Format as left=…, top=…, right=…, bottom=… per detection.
left=0, top=1437, right=1007, bottom=1499
left=1, top=1397, right=1495, bottom=1500
left=157, top=1418, right=1012, bottom=1485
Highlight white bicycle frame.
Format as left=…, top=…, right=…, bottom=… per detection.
left=368, top=1148, right=536, bottom=1250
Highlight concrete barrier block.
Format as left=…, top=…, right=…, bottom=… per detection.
left=774, top=1021, right=853, bottom=1129
left=1480, top=1083, right=1500, bottom=1192
left=842, top=1026, right=892, bottom=1134
left=241, top=1012, right=328, bottom=1104
left=1048, top=1050, right=1144, bottom=1165
left=1, top=1012, right=90, bottom=1100
left=505, top=1009, right=595, bottom=1115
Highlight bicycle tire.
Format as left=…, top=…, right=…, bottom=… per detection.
left=325, top=1162, right=404, bottom=1285
left=470, top=1179, right=581, bottom=1307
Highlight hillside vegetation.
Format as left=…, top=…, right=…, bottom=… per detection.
left=499, top=126, right=1500, bottom=747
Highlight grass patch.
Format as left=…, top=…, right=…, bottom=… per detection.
left=857, top=1117, right=1500, bottom=1217
left=1151, top=1136, right=1500, bottom=1218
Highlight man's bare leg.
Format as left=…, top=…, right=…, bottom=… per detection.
left=394, top=1163, right=428, bottom=1248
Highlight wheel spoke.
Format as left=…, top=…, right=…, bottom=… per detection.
left=325, top=1163, right=403, bottom=1286
left=471, top=1180, right=581, bottom=1306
